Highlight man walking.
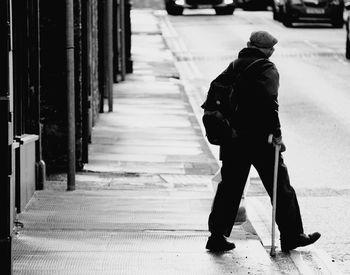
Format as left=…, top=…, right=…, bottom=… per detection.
left=205, top=31, right=320, bottom=252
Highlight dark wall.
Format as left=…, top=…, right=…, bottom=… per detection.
left=40, top=1, right=67, bottom=172
left=40, top=0, right=101, bottom=173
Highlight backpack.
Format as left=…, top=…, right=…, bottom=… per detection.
left=201, top=58, right=265, bottom=145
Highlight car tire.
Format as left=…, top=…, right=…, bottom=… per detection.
left=331, top=18, right=343, bottom=28
left=165, top=4, right=184, bottom=15
left=272, top=6, right=281, bottom=21
left=346, top=31, right=350, bottom=59
left=282, top=13, right=293, bottom=27
left=215, top=6, right=235, bottom=15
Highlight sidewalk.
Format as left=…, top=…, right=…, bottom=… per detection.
left=12, top=9, right=331, bottom=275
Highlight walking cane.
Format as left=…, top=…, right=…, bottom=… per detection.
left=268, top=134, right=281, bottom=257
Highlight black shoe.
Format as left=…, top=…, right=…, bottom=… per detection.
left=281, top=232, right=321, bottom=252
left=205, top=235, right=236, bottom=252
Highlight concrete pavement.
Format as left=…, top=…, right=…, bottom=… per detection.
left=12, top=9, right=338, bottom=275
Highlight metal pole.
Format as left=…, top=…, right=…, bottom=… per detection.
left=81, top=0, right=90, bottom=163
left=125, top=0, right=132, bottom=74
left=112, top=0, right=119, bottom=82
left=66, top=0, right=75, bottom=191
left=98, top=0, right=105, bottom=113
left=120, top=0, right=126, bottom=80
left=270, top=144, right=280, bottom=257
left=104, top=0, right=113, bottom=112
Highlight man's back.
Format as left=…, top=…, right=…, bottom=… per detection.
left=211, top=47, right=281, bottom=141
left=233, top=47, right=280, bottom=140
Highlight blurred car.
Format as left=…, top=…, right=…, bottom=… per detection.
left=272, top=0, right=344, bottom=28
left=164, top=0, right=236, bottom=15
left=346, top=1, right=350, bottom=58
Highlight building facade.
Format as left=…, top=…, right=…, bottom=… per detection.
left=0, top=0, right=132, bottom=272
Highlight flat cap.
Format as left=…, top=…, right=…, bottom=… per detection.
left=249, top=31, right=278, bottom=49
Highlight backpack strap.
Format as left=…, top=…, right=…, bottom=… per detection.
left=228, top=58, right=267, bottom=124
left=235, top=58, right=266, bottom=83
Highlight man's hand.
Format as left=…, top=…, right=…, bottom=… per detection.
left=272, top=136, right=286, bottom=152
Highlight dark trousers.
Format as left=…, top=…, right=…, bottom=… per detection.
left=208, top=138, right=304, bottom=240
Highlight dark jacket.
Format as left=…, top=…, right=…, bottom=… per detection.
left=212, top=47, right=281, bottom=142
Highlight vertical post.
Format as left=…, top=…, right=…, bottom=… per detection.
left=112, top=0, right=119, bottom=82
left=81, top=0, right=90, bottom=163
left=120, top=0, right=126, bottom=80
left=73, top=0, right=83, bottom=170
left=104, top=0, right=113, bottom=112
left=98, top=0, right=104, bottom=113
left=0, top=0, right=13, bottom=273
left=66, top=0, right=75, bottom=191
left=124, top=0, right=132, bottom=74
